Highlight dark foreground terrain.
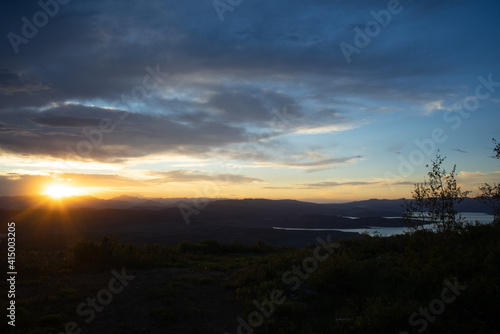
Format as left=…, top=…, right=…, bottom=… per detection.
left=1, top=202, right=499, bottom=333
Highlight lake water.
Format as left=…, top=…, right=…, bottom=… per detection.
left=273, top=212, right=495, bottom=236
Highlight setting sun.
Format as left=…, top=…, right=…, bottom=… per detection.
left=45, top=184, right=78, bottom=198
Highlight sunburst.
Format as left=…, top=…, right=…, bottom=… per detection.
left=45, top=184, right=78, bottom=198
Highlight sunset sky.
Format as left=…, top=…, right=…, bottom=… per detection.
left=0, top=0, right=499, bottom=202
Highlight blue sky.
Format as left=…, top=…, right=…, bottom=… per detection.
left=0, top=0, right=499, bottom=201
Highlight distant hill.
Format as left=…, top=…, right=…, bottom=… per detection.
left=0, top=195, right=493, bottom=215
left=0, top=196, right=495, bottom=248
left=0, top=195, right=132, bottom=209
left=0, top=195, right=200, bottom=210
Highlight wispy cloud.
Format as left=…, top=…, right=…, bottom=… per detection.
left=299, top=179, right=415, bottom=189
left=149, top=170, right=264, bottom=184
left=254, top=155, right=363, bottom=172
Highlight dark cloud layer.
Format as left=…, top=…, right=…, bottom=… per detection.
left=0, top=103, right=249, bottom=162
left=0, top=69, right=49, bottom=95
left=0, top=0, right=499, bottom=166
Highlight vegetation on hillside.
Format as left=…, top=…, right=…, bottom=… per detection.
left=2, top=214, right=499, bottom=333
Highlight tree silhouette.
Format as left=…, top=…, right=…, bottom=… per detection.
left=475, top=138, right=500, bottom=223
left=403, top=154, right=470, bottom=234
left=476, top=183, right=500, bottom=222
left=493, top=138, right=500, bottom=160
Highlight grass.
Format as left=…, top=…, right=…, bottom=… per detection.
left=1, top=220, right=499, bottom=333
